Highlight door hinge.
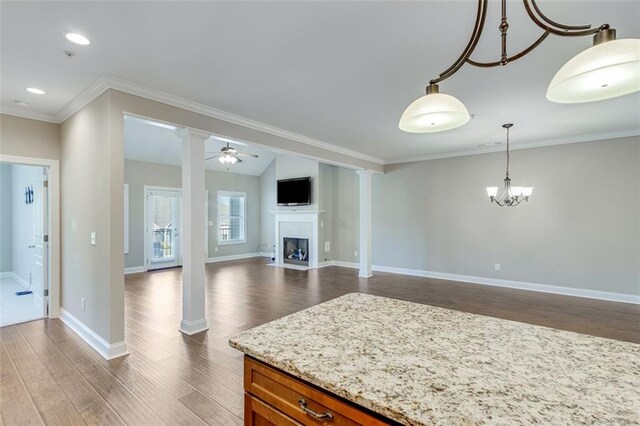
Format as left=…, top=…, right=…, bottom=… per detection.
left=44, top=289, right=49, bottom=297
left=43, top=180, right=49, bottom=188
left=43, top=235, right=49, bottom=242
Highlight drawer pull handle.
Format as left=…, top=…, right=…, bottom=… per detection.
left=298, top=398, right=333, bottom=422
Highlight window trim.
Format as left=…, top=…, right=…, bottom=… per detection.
left=217, top=190, right=247, bottom=245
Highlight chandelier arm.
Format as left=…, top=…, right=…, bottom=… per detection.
left=529, top=0, right=591, bottom=31
left=430, top=0, right=488, bottom=85
left=466, top=31, right=550, bottom=68
left=523, top=0, right=607, bottom=37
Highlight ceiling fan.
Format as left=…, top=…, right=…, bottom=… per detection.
left=205, top=142, right=259, bottom=165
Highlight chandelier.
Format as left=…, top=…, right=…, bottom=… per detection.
left=399, top=0, right=640, bottom=133
left=486, top=124, right=533, bottom=207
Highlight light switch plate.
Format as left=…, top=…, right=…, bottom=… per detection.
left=90, top=232, right=96, bottom=246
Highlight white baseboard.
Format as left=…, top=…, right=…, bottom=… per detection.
left=258, top=251, right=274, bottom=258
left=59, top=308, right=129, bottom=360
left=179, top=317, right=209, bottom=335
left=317, top=261, right=638, bottom=304
left=124, top=266, right=146, bottom=275
left=370, top=265, right=640, bottom=305
left=331, top=260, right=359, bottom=269
left=206, top=252, right=261, bottom=263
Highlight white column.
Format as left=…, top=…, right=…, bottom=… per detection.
left=356, top=170, right=374, bottom=278
left=177, top=128, right=209, bottom=335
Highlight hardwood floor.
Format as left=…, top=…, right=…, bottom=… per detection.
left=1, top=257, right=638, bottom=425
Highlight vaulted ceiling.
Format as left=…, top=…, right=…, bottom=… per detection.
left=2, top=1, right=638, bottom=163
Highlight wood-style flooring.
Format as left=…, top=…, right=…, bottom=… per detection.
left=1, top=258, right=638, bottom=425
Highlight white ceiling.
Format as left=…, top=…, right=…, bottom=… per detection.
left=124, top=115, right=275, bottom=176
left=1, top=1, right=639, bottom=164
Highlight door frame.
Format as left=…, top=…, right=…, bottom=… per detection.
left=0, top=154, right=60, bottom=318
left=144, top=185, right=182, bottom=271
left=142, top=185, right=209, bottom=272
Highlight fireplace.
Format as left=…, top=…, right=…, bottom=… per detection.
left=283, top=237, right=309, bottom=266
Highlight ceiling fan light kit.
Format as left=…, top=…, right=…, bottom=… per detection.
left=399, top=0, right=640, bottom=133
left=205, top=142, right=259, bottom=166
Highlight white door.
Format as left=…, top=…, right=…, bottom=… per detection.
left=32, top=168, right=48, bottom=316
left=146, top=189, right=181, bottom=270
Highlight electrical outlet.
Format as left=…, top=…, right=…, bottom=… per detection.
left=324, top=241, right=330, bottom=253
left=208, top=221, right=214, bottom=226
left=354, top=251, right=358, bottom=258
left=81, top=298, right=86, bottom=311
left=495, top=264, right=501, bottom=271
left=320, top=220, right=324, bottom=227
left=90, top=232, right=96, bottom=246
left=214, top=247, right=218, bottom=253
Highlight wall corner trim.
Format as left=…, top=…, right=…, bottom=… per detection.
left=59, top=308, right=129, bottom=360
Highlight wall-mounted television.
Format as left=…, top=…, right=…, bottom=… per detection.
left=277, top=177, right=311, bottom=206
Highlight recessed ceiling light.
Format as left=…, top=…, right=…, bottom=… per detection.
left=14, top=100, right=29, bottom=107
left=26, top=87, right=46, bottom=95
left=65, top=32, right=90, bottom=45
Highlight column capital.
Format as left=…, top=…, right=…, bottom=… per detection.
left=175, top=127, right=212, bottom=142
left=356, top=169, right=376, bottom=176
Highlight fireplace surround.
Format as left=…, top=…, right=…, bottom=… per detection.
left=272, top=210, right=323, bottom=269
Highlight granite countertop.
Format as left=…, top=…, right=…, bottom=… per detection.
left=229, top=293, right=640, bottom=425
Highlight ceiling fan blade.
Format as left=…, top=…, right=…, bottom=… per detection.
left=205, top=154, right=220, bottom=161
left=237, top=153, right=259, bottom=158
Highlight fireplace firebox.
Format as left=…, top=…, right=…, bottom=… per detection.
left=283, top=237, right=309, bottom=266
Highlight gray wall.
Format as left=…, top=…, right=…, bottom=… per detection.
left=318, top=163, right=335, bottom=261
left=373, top=137, right=640, bottom=296
left=124, top=159, right=262, bottom=268
left=61, top=91, right=121, bottom=343
left=259, top=159, right=276, bottom=251
left=0, top=164, right=12, bottom=272
left=0, top=114, right=60, bottom=160
left=332, top=166, right=359, bottom=263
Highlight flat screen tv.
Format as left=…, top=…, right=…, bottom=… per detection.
left=277, top=177, right=311, bottom=206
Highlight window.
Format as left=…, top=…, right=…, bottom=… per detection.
left=217, top=191, right=246, bottom=244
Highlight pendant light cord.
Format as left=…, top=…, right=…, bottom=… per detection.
left=505, top=125, right=510, bottom=177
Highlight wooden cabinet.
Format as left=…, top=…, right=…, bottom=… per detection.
left=243, top=357, right=391, bottom=426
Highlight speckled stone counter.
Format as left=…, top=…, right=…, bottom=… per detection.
left=229, top=293, right=640, bottom=425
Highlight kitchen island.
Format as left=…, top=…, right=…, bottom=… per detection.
left=229, top=293, right=639, bottom=425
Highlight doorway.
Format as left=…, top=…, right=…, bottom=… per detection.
left=0, top=162, right=49, bottom=326
left=145, top=187, right=182, bottom=270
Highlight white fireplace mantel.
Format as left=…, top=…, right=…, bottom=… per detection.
left=272, top=210, right=324, bottom=269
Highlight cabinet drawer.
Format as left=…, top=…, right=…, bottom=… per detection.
left=245, top=393, right=302, bottom=426
left=244, top=357, right=389, bottom=426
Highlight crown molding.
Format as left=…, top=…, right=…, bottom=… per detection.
left=102, top=75, right=385, bottom=165
left=384, top=129, right=640, bottom=165
left=55, top=76, right=110, bottom=123
left=0, top=106, right=58, bottom=123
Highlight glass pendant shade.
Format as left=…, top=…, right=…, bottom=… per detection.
left=547, top=38, right=640, bottom=103
left=486, top=187, right=499, bottom=198
left=399, top=85, right=470, bottom=133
